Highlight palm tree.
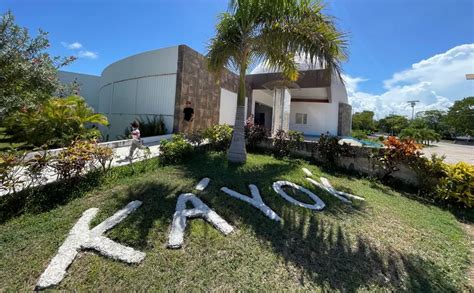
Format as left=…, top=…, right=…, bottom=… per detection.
left=207, top=0, right=347, bottom=163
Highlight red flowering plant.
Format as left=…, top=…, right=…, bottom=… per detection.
left=377, top=136, right=422, bottom=181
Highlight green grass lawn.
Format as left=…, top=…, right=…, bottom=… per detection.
left=0, top=152, right=471, bottom=291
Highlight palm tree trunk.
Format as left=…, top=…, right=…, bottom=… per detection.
left=227, top=65, right=247, bottom=163
left=227, top=105, right=247, bottom=163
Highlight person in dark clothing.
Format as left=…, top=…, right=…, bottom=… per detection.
left=182, top=101, right=194, bottom=134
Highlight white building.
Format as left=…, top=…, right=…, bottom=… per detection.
left=59, top=45, right=351, bottom=140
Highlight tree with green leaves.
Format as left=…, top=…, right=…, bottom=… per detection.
left=399, top=128, right=440, bottom=145
left=444, top=97, right=474, bottom=136
left=377, top=114, right=409, bottom=135
left=0, top=11, right=75, bottom=117
left=207, top=0, right=347, bottom=163
left=416, top=110, right=446, bottom=133
left=352, top=110, right=375, bottom=132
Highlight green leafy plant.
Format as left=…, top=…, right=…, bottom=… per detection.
left=51, top=140, right=97, bottom=180
left=120, top=115, right=167, bottom=139
left=272, top=129, right=305, bottom=158
left=315, top=134, right=354, bottom=166
left=245, top=124, right=268, bottom=150
left=24, top=148, right=52, bottom=187
left=159, top=134, right=193, bottom=165
left=437, top=162, right=474, bottom=207
left=92, top=145, right=114, bottom=173
left=5, top=95, right=108, bottom=148
left=351, top=130, right=369, bottom=140
left=272, top=129, right=290, bottom=158
left=186, top=131, right=205, bottom=148
left=0, top=149, right=27, bottom=194
left=202, top=124, right=233, bottom=151
left=288, top=130, right=304, bottom=151
left=410, top=154, right=448, bottom=196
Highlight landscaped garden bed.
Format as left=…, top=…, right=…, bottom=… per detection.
left=0, top=151, right=470, bottom=291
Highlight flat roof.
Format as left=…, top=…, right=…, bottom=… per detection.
left=245, top=69, right=331, bottom=90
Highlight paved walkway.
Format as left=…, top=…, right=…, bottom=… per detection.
left=0, top=142, right=162, bottom=196
left=421, top=141, right=474, bottom=164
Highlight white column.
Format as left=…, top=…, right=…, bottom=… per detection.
left=271, top=88, right=291, bottom=136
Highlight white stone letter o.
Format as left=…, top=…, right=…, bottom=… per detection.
left=272, top=181, right=325, bottom=211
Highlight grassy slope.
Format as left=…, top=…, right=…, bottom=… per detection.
left=0, top=152, right=470, bottom=291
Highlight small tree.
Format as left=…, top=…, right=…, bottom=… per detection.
left=0, top=11, right=75, bottom=117
left=445, top=97, right=474, bottom=136
left=377, top=114, right=409, bottom=135
left=352, top=111, right=376, bottom=132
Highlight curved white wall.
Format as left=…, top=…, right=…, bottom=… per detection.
left=58, top=71, right=100, bottom=110
left=98, top=46, right=179, bottom=139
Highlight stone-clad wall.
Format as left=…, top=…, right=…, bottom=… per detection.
left=173, top=45, right=251, bottom=133
left=337, top=102, right=352, bottom=136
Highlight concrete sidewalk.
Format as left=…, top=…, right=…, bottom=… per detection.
left=0, top=141, right=163, bottom=196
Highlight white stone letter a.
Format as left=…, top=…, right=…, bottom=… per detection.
left=167, top=193, right=234, bottom=249
left=36, top=201, right=145, bottom=290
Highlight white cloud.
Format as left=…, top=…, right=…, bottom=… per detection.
left=77, top=50, right=98, bottom=59
left=345, top=44, right=474, bottom=119
left=61, top=41, right=83, bottom=49
left=60, top=41, right=98, bottom=59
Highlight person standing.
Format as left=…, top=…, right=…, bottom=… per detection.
left=182, top=101, right=194, bottom=135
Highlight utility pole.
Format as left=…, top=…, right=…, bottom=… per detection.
left=407, top=100, right=419, bottom=120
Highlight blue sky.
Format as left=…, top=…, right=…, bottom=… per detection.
left=2, top=0, right=474, bottom=117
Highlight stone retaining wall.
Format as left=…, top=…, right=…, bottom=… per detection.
left=258, top=138, right=419, bottom=186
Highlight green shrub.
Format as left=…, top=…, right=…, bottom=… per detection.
left=272, top=129, right=304, bottom=158
left=437, top=162, right=474, bottom=207
left=245, top=124, right=268, bottom=150
left=51, top=140, right=97, bottom=180
left=288, top=130, right=304, bottom=150
left=186, top=131, right=205, bottom=148
left=272, top=129, right=290, bottom=158
left=0, top=149, right=27, bottom=194
left=411, top=154, right=448, bottom=195
left=203, top=124, right=233, bottom=151
left=92, top=145, right=114, bottom=172
left=352, top=130, right=368, bottom=140
left=120, top=115, right=167, bottom=139
left=24, top=148, right=52, bottom=186
left=316, top=134, right=354, bottom=166
left=4, top=95, right=108, bottom=148
left=159, top=134, right=193, bottom=165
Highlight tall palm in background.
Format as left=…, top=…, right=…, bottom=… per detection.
left=207, top=0, right=347, bottom=163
